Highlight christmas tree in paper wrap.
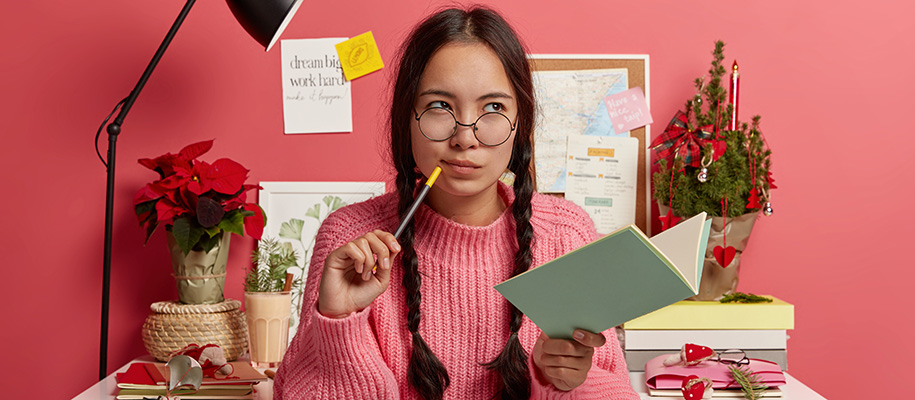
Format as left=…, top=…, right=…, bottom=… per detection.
left=650, top=41, right=776, bottom=300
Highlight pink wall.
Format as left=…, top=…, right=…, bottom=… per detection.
left=2, top=1, right=912, bottom=398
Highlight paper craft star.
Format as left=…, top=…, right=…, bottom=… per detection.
left=659, top=208, right=682, bottom=231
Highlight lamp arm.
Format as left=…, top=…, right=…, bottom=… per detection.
left=100, top=0, right=197, bottom=381
left=107, top=0, right=197, bottom=135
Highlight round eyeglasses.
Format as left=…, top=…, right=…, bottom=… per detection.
left=414, top=107, right=516, bottom=146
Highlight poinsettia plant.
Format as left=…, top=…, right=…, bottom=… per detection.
left=134, top=139, right=265, bottom=255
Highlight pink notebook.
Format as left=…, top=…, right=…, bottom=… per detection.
left=645, top=354, right=786, bottom=390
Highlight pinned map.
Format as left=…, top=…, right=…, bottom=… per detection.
left=533, top=68, right=628, bottom=192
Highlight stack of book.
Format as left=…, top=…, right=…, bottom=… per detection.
left=115, top=361, right=268, bottom=399
left=621, top=296, right=794, bottom=372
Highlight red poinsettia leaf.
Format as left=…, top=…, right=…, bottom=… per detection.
left=178, top=139, right=214, bottom=161
left=155, top=198, right=184, bottom=224
left=196, top=196, right=225, bottom=228
left=208, top=158, right=249, bottom=195
left=186, top=161, right=213, bottom=195
left=154, top=174, right=191, bottom=191
left=223, top=194, right=245, bottom=211
left=243, top=203, right=265, bottom=240
left=138, top=157, right=160, bottom=171
left=177, top=187, right=199, bottom=212
left=134, top=184, right=161, bottom=206
left=139, top=153, right=189, bottom=178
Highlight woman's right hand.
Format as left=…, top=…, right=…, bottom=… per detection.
left=317, top=230, right=401, bottom=318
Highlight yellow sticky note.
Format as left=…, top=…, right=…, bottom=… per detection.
left=335, top=31, right=384, bottom=81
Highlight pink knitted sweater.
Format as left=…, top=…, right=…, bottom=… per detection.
left=274, top=183, right=638, bottom=399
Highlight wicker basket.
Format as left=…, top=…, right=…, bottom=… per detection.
left=142, top=299, right=248, bottom=361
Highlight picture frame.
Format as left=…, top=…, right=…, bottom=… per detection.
left=258, top=181, right=387, bottom=342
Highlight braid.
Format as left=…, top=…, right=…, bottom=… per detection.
left=398, top=169, right=450, bottom=400
left=484, top=151, right=535, bottom=399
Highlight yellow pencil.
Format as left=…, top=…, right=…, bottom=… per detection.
left=394, top=166, right=442, bottom=239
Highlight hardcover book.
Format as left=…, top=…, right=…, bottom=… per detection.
left=623, top=297, right=795, bottom=330
left=495, top=212, right=711, bottom=339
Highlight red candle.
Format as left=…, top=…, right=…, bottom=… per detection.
left=728, top=61, right=739, bottom=130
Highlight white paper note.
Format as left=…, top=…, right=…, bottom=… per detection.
left=564, top=135, right=638, bottom=234
left=281, top=38, right=352, bottom=134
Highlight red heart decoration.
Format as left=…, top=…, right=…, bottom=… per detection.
left=684, top=343, right=715, bottom=364
left=681, top=375, right=706, bottom=400
left=713, top=245, right=736, bottom=268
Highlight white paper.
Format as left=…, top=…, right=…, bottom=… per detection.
left=281, top=38, right=352, bottom=134
left=532, top=68, right=629, bottom=193
left=564, top=135, right=638, bottom=234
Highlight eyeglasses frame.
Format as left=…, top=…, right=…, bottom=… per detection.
left=713, top=349, right=750, bottom=365
left=413, top=107, right=517, bottom=147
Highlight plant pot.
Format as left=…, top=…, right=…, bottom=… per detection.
left=244, top=291, right=292, bottom=369
left=658, top=204, right=758, bottom=301
left=167, top=231, right=230, bottom=305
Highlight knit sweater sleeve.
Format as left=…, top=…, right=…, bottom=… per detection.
left=273, top=198, right=399, bottom=400
left=528, top=196, right=640, bottom=400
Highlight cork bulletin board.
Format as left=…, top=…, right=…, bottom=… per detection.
left=529, top=55, right=651, bottom=235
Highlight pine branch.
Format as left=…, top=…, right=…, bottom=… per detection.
left=245, top=237, right=300, bottom=292
left=719, top=292, right=773, bottom=303
left=729, top=364, right=769, bottom=400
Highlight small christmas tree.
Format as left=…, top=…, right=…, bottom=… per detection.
left=652, top=41, right=774, bottom=220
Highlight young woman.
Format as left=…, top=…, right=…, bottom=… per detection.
left=274, top=7, right=638, bottom=399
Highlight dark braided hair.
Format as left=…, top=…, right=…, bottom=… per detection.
left=388, top=6, right=536, bottom=399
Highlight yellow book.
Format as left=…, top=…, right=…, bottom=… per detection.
left=623, top=296, right=794, bottom=330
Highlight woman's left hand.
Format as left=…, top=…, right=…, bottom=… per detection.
left=532, top=329, right=606, bottom=391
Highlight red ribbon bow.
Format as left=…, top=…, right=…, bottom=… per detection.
left=651, top=111, right=716, bottom=168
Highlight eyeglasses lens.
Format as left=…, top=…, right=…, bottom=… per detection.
left=718, top=350, right=748, bottom=365
left=418, top=109, right=512, bottom=146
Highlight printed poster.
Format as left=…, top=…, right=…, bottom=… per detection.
left=281, top=38, right=352, bottom=134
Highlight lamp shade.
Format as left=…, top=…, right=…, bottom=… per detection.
left=226, top=0, right=303, bottom=51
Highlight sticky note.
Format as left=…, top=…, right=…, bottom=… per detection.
left=603, top=87, right=653, bottom=133
left=335, top=31, right=384, bottom=81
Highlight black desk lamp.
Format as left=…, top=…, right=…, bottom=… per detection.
left=97, top=0, right=302, bottom=380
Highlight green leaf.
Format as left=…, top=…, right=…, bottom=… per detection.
left=218, top=210, right=245, bottom=236
left=279, top=218, right=305, bottom=241
left=280, top=242, right=300, bottom=267
left=171, top=217, right=203, bottom=255
left=203, top=225, right=222, bottom=238
left=199, top=233, right=222, bottom=253
left=305, top=203, right=320, bottom=219
left=323, top=195, right=333, bottom=207
left=330, top=196, right=346, bottom=211
left=135, top=200, right=157, bottom=218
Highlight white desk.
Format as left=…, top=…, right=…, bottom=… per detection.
left=75, top=359, right=826, bottom=399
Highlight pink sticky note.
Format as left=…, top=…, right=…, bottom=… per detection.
left=604, top=87, right=652, bottom=133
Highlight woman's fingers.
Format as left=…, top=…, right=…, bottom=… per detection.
left=572, top=329, right=606, bottom=348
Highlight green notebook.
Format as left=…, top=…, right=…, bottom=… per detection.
left=495, top=212, right=711, bottom=339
